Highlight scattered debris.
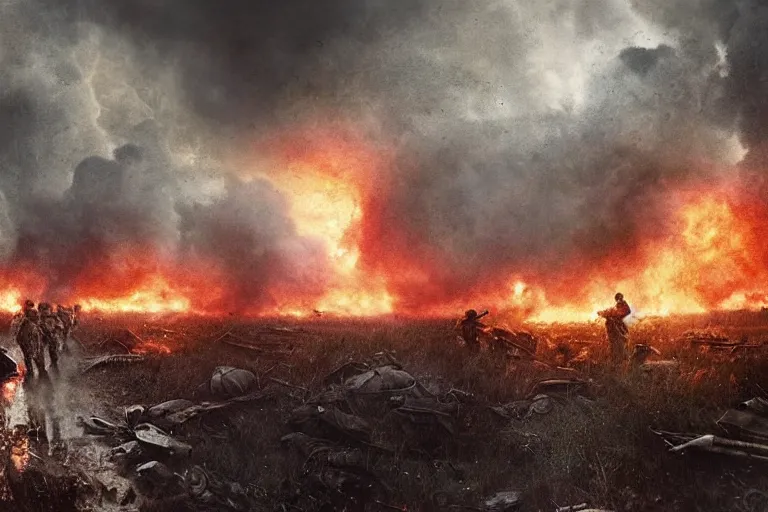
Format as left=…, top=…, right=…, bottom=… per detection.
left=344, top=365, right=417, bottom=395
left=491, top=394, right=553, bottom=420
left=80, top=354, right=147, bottom=374
left=185, top=465, right=257, bottom=511
left=658, top=433, right=768, bottom=461
left=202, top=366, right=258, bottom=399
left=656, top=396, right=768, bottom=462
left=76, top=416, right=132, bottom=437
left=148, top=399, right=195, bottom=417
left=78, top=415, right=192, bottom=458
left=157, top=390, right=271, bottom=428
left=717, top=408, right=768, bottom=442
left=740, top=397, right=768, bottom=416
left=555, top=505, right=613, bottom=512
left=324, top=361, right=370, bottom=386
left=125, top=405, right=145, bottom=428
left=289, top=405, right=372, bottom=444
left=481, top=326, right=538, bottom=357
left=681, top=331, right=763, bottom=353
left=482, top=490, right=522, bottom=511
left=0, top=350, right=19, bottom=382
left=136, top=460, right=182, bottom=492
left=526, top=379, right=589, bottom=399
left=268, top=377, right=308, bottom=393
left=134, top=423, right=192, bottom=457
left=108, top=441, right=143, bottom=465
left=681, top=331, right=734, bottom=346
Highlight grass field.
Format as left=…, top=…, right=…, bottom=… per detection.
left=8, top=310, right=768, bottom=511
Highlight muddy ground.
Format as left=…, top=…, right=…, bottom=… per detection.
left=3, top=311, right=768, bottom=511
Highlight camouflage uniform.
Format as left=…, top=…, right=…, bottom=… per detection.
left=14, top=301, right=45, bottom=378
left=38, top=303, right=63, bottom=369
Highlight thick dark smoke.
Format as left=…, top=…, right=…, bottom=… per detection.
left=0, top=0, right=766, bottom=310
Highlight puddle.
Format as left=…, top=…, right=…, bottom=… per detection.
left=0, top=337, right=142, bottom=510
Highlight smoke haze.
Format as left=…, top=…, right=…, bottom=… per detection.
left=0, top=0, right=766, bottom=314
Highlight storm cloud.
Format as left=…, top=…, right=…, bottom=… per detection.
left=0, top=0, right=765, bottom=311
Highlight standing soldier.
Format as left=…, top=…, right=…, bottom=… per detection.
left=38, top=303, right=63, bottom=371
left=72, top=304, right=81, bottom=339
left=454, top=309, right=489, bottom=351
left=598, top=293, right=631, bottom=364
left=56, top=305, right=75, bottom=354
left=13, top=300, right=45, bottom=381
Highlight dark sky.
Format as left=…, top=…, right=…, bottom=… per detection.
left=0, top=0, right=766, bottom=310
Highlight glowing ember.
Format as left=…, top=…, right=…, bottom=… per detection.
left=2, top=379, right=18, bottom=404
left=10, top=431, right=29, bottom=472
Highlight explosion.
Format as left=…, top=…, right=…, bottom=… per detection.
left=3, top=147, right=768, bottom=324
left=3, top=0, right=768, bottom=324
left=526, top=185, right=768, bottom=323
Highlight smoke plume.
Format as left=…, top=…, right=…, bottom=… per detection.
left=1, top=0, right=766, bottom=314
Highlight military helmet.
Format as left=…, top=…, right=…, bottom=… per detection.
left=74, top=304, right=82, bottom=312
left=615, top=293, right=624, bottom=301
left=23, top=299, right=34, bottom=309
left=465, top=309, right=478, bottom=319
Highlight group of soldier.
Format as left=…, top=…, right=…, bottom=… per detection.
left=10, top=300, right=81, bottom=381
left=455, top=292, right=632, bottom=364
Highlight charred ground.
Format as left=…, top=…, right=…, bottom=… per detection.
left=6, top=311, right=768, bottom=511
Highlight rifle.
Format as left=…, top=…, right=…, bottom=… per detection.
left=476, top=310, right=489, bottom=320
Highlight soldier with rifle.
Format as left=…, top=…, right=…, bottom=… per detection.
left=455, top=309, right=489, bottom=351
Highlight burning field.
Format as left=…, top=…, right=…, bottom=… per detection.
left=1, top=1, right=768, bottom=324
left=6, top=0, right=768, bottom=510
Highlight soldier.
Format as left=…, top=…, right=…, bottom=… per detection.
left=14, top=300, right=45, bottom=381
left=38, top=303, right=63, bottom=371
left=56, top=305, right=75, bottom=354
left=598, top=292, right=631, bottom=364
left=454, top=309, right=489, bottom=351
left=9, top=300, right=34, bottom=338
left=72, top=304, right=81, bottom=336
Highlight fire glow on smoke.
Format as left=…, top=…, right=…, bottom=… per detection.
left=1, top=138, right=766, bottom=323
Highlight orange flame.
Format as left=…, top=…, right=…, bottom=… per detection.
left=1, top=128, right=768, bottom=323
left=10, top=432, right=29, bottom=472
left=523, top=186, right=768, bottom=323
left=253, top=128, right=394, bottom=317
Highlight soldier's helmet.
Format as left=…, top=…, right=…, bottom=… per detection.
left=615, top=293, right=624, bottom=301
left=38, top=302, right=52, bottom=312
left=23, top=299, right=34, bottom=310
left=465, top=309, right=478, bottom=319
left=74, top=304, right=82, bottom=312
